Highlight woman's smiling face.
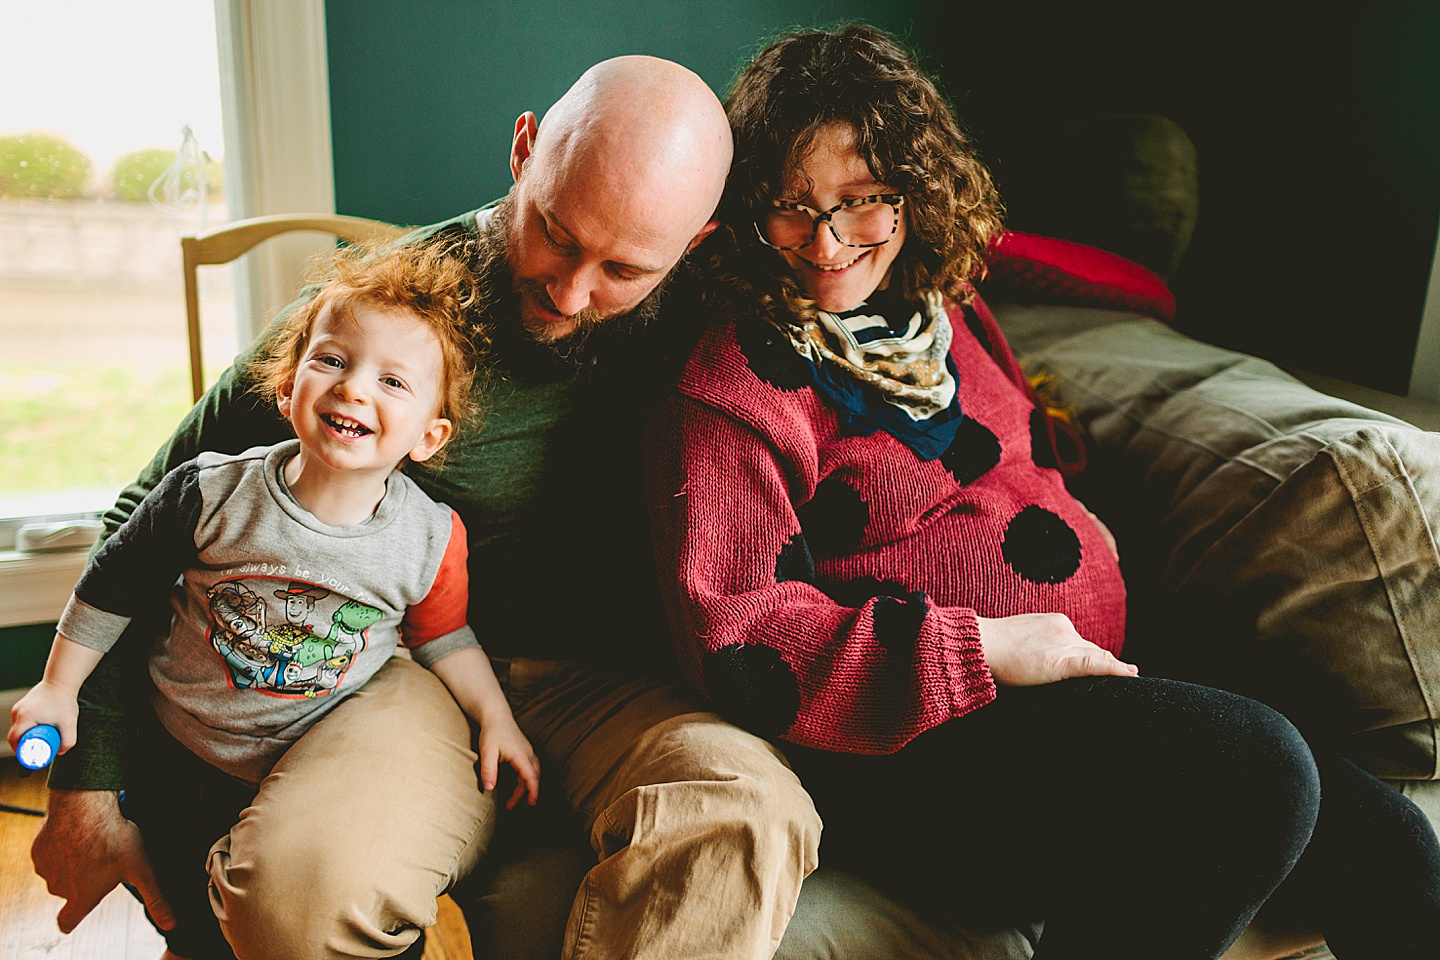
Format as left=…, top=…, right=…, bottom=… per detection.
left=773, top=123, right=906, bottom=313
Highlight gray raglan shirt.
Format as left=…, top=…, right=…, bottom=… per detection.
left=58, top=440, right=478, bottom=784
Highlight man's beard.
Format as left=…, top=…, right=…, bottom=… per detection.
left=471, top=193, right=680, bottom=366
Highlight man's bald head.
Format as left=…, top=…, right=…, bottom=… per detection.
left=536, top=56, right=731, bottom=243
left=505, top=56, right=732, bottom=341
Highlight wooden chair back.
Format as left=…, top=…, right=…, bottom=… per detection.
left=181, top=213, right=408, bottom=401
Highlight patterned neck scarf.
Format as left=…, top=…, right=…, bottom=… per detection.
left=777, top=287, right=962, bottom=459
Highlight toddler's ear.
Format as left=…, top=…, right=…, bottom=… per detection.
left=408, top=418, right=454, bottom=464
left=276, top=379, right=295, bottom=417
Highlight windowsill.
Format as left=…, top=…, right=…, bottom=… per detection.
left=0, top=550, right=87, bottom=628
left=0, top=504, right=103, bottom=628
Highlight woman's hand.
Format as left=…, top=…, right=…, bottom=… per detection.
left=978, top=612, right=1138, bottom=686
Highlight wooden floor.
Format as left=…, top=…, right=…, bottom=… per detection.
left=1, top=759, right=472, bottom=960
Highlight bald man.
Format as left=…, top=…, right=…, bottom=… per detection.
left=32, top=57, right=818, bottom=960
left=505, top=55, right=730, bottom=339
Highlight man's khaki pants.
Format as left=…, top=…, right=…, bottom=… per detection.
left=206, top=656, right=819, bottom=960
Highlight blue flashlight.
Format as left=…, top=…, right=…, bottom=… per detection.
left=16, top=724, right=61, bottom=771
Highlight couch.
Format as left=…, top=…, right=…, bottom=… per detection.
left=452, top=117, right=1439, bottom=960
left=989, top=299, right=1440, bottom=960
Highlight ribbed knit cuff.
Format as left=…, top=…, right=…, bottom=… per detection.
left=47, top=694, right=128, bottom=792
left=937, top=605, right=996, bottom=719
left=407, top=625, right=480, bottom=668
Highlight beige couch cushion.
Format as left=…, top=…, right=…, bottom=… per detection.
left=993, top=303, right=1440, bottom=788
left=1176, top=426, right=1440, bottom=779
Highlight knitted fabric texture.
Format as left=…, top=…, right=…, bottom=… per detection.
left=646, top=295, right=1127, bottom=755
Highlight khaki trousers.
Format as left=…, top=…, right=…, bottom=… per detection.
left=505, top=658, right=820, bottom=960
left=205, top=656, right=819, bottom=960
left=206, top=656, right=493, bottom=959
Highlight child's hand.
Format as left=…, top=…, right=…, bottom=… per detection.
left=8, top=681, right=81, bottom=755
left=476, top=716, right=540, bottom=810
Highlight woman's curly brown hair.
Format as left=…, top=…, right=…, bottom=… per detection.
left=714, top=23, right=1004, bottom=319
left=250, top=236, right=487, bottom=458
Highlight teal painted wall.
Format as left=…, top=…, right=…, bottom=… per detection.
left=326, top=1, right=1440, bottom=394
left=325, top=0, right=924, bottom=227
left=920, top=3, right=1440, bottom=397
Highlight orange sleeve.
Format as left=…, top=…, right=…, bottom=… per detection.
left=401, top=510, right=471, bottom=647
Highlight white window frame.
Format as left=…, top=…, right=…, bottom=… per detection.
left=0, top=0, right=336, bottom=628
left=1411, top=224, right=1440, bottom=403
left=215, top=0, right=339, bottom=345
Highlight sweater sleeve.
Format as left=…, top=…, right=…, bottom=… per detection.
left=645, top=394, right=996, bottom=756
left=402, top=509, right=479, bottom=668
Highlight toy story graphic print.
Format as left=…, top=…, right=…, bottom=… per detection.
left=206, top=577, right=383, bottom=698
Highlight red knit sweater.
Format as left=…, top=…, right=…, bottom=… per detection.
left=645, top=295, right=1127, bottom=755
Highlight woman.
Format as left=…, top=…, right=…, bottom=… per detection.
left=645, top=24, right=1440, bottom=959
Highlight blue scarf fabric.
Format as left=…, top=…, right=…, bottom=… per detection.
left=788, top=287, right=963, bottom=460
left=805, top=348, right=963, bottom=460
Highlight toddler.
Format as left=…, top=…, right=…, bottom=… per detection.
left=8, top=239, right=539, bottom=946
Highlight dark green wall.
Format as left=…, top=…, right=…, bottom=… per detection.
left=326, top=0, right=923, bottom=227
left=326, top=0, right=1440, bottom=394
left=920, top=2, right=1440, bottom=395
left=1, top=623, right=53, bottom=689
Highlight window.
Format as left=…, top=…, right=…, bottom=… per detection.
left=1, top=0, right=336, bottom=627
left=0, top=0, right=231, bottom=520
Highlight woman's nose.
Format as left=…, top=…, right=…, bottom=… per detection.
left=805, top=220, right=846, bottom=259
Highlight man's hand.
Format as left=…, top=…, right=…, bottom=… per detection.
left=31, top=789, right=175, bottom=934
left=979, top=612, right=1138, bottom=686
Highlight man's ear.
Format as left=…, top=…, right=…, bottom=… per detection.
left=510, top=112, right=538, bottom=183
left=686, top=218, right=720, bottom=254
left=408, top=418, right=454, bottom=464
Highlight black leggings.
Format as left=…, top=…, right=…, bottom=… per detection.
left=783, top=676, right=1440, bottom=960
